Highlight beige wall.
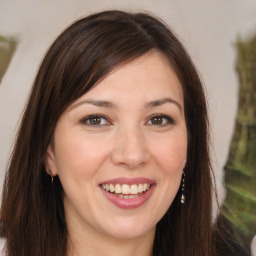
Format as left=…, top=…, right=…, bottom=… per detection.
left=0, top=0, right=255, bottom=207
left=1, top=0, right=256, bottom=253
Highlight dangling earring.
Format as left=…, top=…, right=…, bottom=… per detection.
left=48, top=169, right=54, bottom=184
left=181, top=171, right=185, bottom=204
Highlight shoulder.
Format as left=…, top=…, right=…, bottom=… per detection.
left=0, top=238, right=6, bottom=256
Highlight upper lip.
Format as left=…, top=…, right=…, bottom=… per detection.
left=100, top=177, right=156, bottom=185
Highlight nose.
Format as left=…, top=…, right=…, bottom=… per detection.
left=111, top=126, right=150, bottom=169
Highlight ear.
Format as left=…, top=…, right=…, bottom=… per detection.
left=44, top=145, right=58, bottom=176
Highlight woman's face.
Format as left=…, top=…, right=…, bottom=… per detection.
left=46, top=52, right=187, bottom=240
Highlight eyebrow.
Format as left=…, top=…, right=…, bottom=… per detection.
left=145, top=98, right=182, bottom=112
left=70, top=97, right=182, bottom=112
left=70, top=99, right=117, bottom=110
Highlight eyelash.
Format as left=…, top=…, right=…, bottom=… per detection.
left=147, top=114, right=175, bottom=126
left=80, top=114, right=175, bottom=127
left=81, top=115, right=110, bottom=126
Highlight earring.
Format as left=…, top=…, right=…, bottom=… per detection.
left=48, top=170, right=54, bottom=184
left=181, top=171, right=185, bottom=204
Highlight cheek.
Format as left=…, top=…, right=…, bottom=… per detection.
left=53, top=133, right=110, bottom=180
left=147, top=134, right=187, bottom=224
left=151, top=132, right=187, bottom=204
left=152, top=133, right=187, bottom=174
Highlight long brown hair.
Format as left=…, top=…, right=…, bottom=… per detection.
left=0, top=10, right=213, bottom=256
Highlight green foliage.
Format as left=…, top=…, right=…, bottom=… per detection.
left=0, top=35, right=18, bottom=84
left=221, top=34, right=256, bottom=254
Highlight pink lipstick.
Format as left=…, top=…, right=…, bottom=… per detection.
left=99, top=177, right=156, bottom=209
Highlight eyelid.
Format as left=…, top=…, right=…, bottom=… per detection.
left=80, top=114, right=111, bottom=126
left=80, top=113, right=175, bottom=127
left=147, top=114, right=175, bottom=126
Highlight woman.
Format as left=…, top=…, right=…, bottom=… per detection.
left=0, top=10, right=216, bottom=256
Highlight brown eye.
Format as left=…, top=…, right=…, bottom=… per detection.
left=90, top=117, right=101, bottom=125
left=148, top=115, right=174, bottom=126
left=81, top=115, right=109, bottom=126
left=151, top=117, right=164, bottom=125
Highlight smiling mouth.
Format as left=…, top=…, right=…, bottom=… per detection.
left=100, top=183, right=151, bottom=199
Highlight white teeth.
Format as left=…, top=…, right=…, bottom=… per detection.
left=120, top=194, right=139, bottom=199
left=109, top=184, right=115, bottom=193
left=121, top=184, right=130, bottom=194
left=101, top=183, right=151, bottom=196
left=102, top=184, right=110, bottom=191
left=138, top=184, right=143, bottom=193
left=130, top=184, right=138, bottom=194
left=115, top=184, right=122, bottom=194
left=105, top=184, right=110, bottom=191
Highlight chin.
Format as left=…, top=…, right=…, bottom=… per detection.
left=101, top=218, right=156, bottom=240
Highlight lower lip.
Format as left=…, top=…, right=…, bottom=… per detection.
left=100, top=185, right=155, bottom=209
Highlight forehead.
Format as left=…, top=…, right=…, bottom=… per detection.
left=73, top=52, right=184, bottom=107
